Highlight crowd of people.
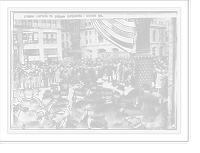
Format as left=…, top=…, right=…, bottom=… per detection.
left=12, top=56, right=170, bottom=130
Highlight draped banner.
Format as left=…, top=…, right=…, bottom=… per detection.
left=91, top=19, right=136, bottom=53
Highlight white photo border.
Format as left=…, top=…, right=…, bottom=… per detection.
left=0, top=0, right=190, bottom=142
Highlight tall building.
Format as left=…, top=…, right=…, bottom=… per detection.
left=61, top=19, right=129, bottom=59
left=13, top=19, right=63, bottom=64
left=150, top=18, right=169, bottom=57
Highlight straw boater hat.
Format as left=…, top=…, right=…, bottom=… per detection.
left=96, top=78, right=104, bottom=84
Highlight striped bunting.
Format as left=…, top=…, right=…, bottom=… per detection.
left=91, top=19, right=136, bottom=53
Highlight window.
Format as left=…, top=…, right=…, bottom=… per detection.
left=85, top=22, right=87, bottom=27
left=66, top=33, right=68, bottom=39
left=52, top=20, right=56, bottom=27
left=89, top=31, right=91, bottom=35
left=14, top=20, right=17, bottom=26
left=43, top=32, right=57, bottom=44
left=42, top=20, right=46, bottom=27
left=13, top=31, right=17, bottom=44
left=86, top=40, right=88, bottom=44
left=61, top=34, right=64, bottom=40
left=27, top=20, right=32, bottom=26
left=62, top=42, right=65, bottom=48
left=98, top=35, right=103, bottom=43
left=88, top=22, right=91, bottom=26
left=47, top=20, right=51, bottom=27
left=33, top=20, right=38, bottom=27
left=66, top=42, right=69, bottom=47
left=22, top=31, right=39, bottom=44
left=85, top=31, right=87, bottom=36
left=89, top=39, right=92, bottom=44
left=22, top=20, right=26, bottom=26
left=153, top=30, right=156, bottom=42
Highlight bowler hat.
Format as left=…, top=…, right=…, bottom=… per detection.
left=142, top=83, right=150, bottom=90
left=48, top=105, right=64, bottom=117
left=119, top=95, right=132, bottom=104
left=33, top=87, right=40, bottom=95
left=44, top=89, right=51, bottom=95
left=96, top=78, right=103, bottom=84
left=60, top=89, right=68, bottom=97
left=42, top=95, right=52, bottom=106
left=123, top=104, right=143, bottom=118
left=117, top=84, right=125, bottom=91
left=113, top=91, right=120, bottom=100
left=105, top=88, right=113, bottom=99
left=20, top=100, right=31, bottom=108
left=92, top=109, right=106, bottom=119
left=51, top=89, right=60, bottom=100
left=85, top=102, right=98, bottom=110
left=74, top=88, right=86, bottom=97
left=90, top=83, right=98, bottom=91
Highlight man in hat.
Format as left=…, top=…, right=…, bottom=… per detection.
left=35, top=105, right=51, bottom=129
left=80, top=102, right=98, bottom=129
left=87, top=83, right=101, bottom=101
left=32, top=87, right=41, bottom=104
left=71, top=88, right=87, bottom=122
left=49, top=105, right=77, bottom=129
left=11, top=97, right=22, bottom=129
left=137, top=83, right=160, bottom=128
left=90, top=109, right=108, bottom=129
left=14, top=100, right=30, bottom=128
left=90, top=119, right=108, bottom=129
left=155, top=86, right=169, bottom=129
left=113, top=104, right=147, bottom=130
left=100, top=88, right=120, bottom=129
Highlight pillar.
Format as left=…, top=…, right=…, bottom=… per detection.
left=134, top=18, right=153, bottom=90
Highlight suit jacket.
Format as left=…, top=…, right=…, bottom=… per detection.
left=93, top=98, right=106, bottom=108
left=100, top=101, right=120, bottom=128
left=155, top=101, right=169, bottom=128
left=128, top=88, right=140, bottom=105
left=71, top=100, right=87, bottom=122
left=138, top=92, right=160, bottom=123
left=80, top=115, right=88, bottom=129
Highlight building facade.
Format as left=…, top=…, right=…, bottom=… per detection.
left=61, top=19, right=129, bottom=59
left=150, top=18, right=169, bottom=57
left=13, top=19, right=63, bottom=64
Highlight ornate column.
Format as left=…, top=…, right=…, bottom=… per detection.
left=134, top=18, right=153, bottom=90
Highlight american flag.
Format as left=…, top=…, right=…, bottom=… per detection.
left=91, top=19, right=136, bottom=53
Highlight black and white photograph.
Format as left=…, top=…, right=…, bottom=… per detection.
left=10, top=11, right=177, bottom=130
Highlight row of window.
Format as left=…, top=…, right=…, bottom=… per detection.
left=14, top=20, right=59, bottom=28
left=85, top=35, right=104, bottom=44
left=21, top=31, right=57, bottom=44
left=152, top=29, right=166, bottom=42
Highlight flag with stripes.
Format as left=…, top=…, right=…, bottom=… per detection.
left=91, top=19, right=136, bottom=53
